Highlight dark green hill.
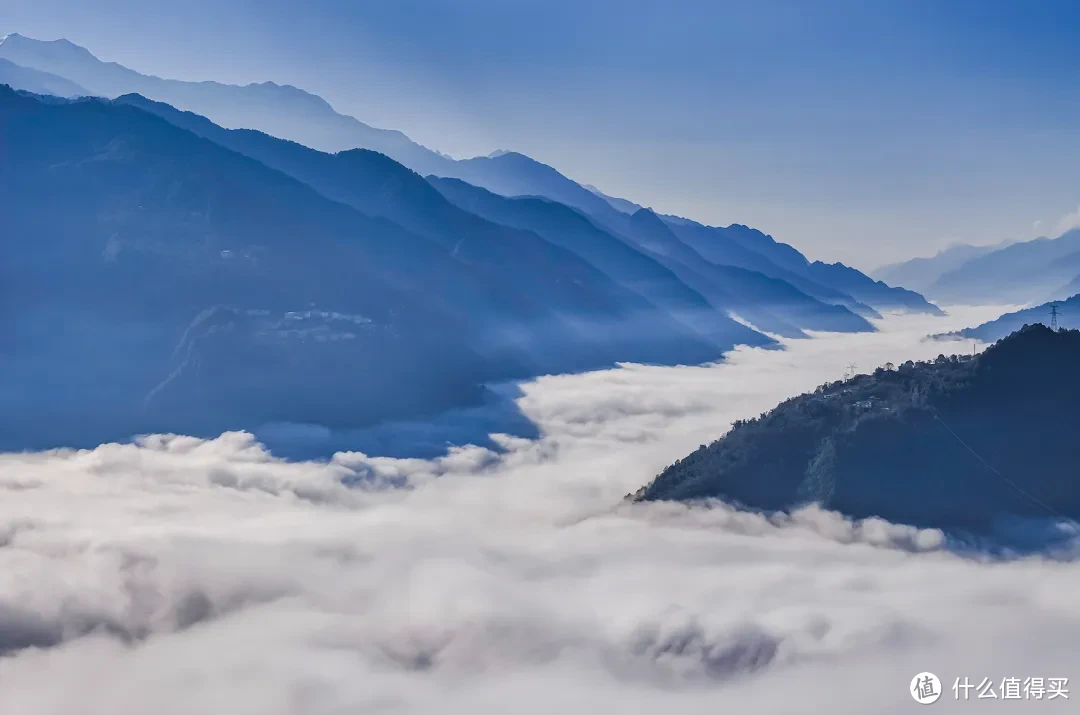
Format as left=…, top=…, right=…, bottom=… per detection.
left=636, top=325, right=1080, bottom=533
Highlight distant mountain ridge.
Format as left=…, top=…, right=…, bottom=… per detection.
left=622, top=208, right=875, bottom=336
left=427, top=177, right=773, bottom=349
left=0, top=32, right=937, bottom=319
left=950, top=295, right=1080, bottom=343
left=112, top=92, right=767, bottom=359
left=113, top=93, right=921, bottom=344
left=804, top=260, right=944, bottom=315
left=880, top=229, right=1080, bottom=306
left=0, top=32, right=438, bottom=167
left=928, top=230, right=1080, bottom=305
left=0, top=87, right=755, bottom=450
left=0, top=56, right=87, bottom=97
left=872, top=242, right=1008, bottom=295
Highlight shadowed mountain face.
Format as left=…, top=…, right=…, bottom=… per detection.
left=0, top=87, right=739, bottom=450
left=803, top=261, right=944, bottom=315
left=0, top=33, right=938, bottom=323
left=428, top=176, right=773, bottom=350
left=112, top=93, right=732, bottom=369
left=952, top=295, right=1080, bottom=343
left=432, top=174, right=879, bottom=342
left=0, top=87, right=491, bottom=449
left=662, top=219, right=878, bottom=318
left=666, top=218, right=942, bottom=316
left=0, top=34, right=646, bottom=225
left=624, top=209, right=876, bottom=337
left=443, top=151, right=632, bottom=229
left=636, top=325, right=1080, bottom=534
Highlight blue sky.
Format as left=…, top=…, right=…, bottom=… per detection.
left=4, top=0, right=1080, bottom=269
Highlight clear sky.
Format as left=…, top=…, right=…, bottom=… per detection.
left=4, top=0, right=1080, bottom=269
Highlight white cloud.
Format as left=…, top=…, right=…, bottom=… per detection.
left=0, top=305, right=1075, bottom=714
left=1055, top=205, right=1080, bottom=236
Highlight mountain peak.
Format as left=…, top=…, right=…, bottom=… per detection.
left=630, top=207, right=664, bottom=226
left=0, top=33, right=98, bottom=61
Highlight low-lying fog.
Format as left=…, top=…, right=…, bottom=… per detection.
left=2, top=305, right=1075, bottom=714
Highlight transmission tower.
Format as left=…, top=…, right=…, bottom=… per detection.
left=1050, top=302, right=1061, bottom=331
left=846, top=362, right=857, bottom=380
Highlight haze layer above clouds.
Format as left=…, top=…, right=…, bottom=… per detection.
left=1, top=306, right=1077, bottom=714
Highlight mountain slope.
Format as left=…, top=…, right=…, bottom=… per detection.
left=584, top=184, right=643, bottom=214
left=429, top=176, right=773, bottom=350
left=929, top=230, right=1080, bottom=304
left=1, top=32, right=919, bottom=324
left=636, top=324, right=1080, bottom=533
left=662, top=218, right=879, bottom=318
left=804, top=261, right=945, bottom=315
left=1056, top=271, right=1080, bottom=301
left=0, top=33, right=648, bottom=224
left=444, top=151, right=632, bottom=230
left=0, top=58, right=87, bottom=96
left=952, top=295, right=1080, bottom=343
left=872, top=242, right=1006, bottom=295
left=114, top=93, right=727, bottom=370
left=0, top=86, right=491, bottom=449
left=625, top=209, right=875, bottom=336
left=0, top=32, right=445, bottom=170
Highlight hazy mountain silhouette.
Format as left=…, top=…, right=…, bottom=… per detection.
left=804, top=261, right=944, bottom=315
left=1, top=32, right=934, bottom=323
left=446, top=151, right=632, bottom=229
left=0, top=57, right=87, bottom=97
left=1056, top=271, right=1080, bottom=301
left=625, top=209, right=875, bottom=337
left=951, top=295, right=1080, bottom=343
left=0, top=32, right=444, bottom=170
left=4, top=87, right=771, bottom=451
left=662, top=218, right=878, bottom=318
left=113, top=93, right=729, bottom=370
left=0, top=86, right=490, bottom=449
left=665, top=216, right=811, bottom=275
left=872, top=242, right=1007, bottom=295
left=428, top=176, right=774, bottom=350
left=0, top=33, right=648, bottom=223
left=666, top=218, right=941, bottom=316
left=929, top=229, right=1080, bottom=305
left=636, top=324, right=1080, bottom=534
left=583, top=183, right=643, bottom=214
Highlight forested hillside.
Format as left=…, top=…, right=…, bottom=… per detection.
left=637, top=325, right=1080, bottom=533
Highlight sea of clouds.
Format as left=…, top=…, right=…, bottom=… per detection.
left=1, top=305, right=1077, bottom=713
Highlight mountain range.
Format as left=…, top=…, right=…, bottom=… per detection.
left=636, top=324, right=1080, bottom=535
left=872, top=242, right=1009, bottom=295
left=0, top=32, right=930, bottom=320
left=949, top=294, right=1080, bottom=343
left=0, top=32, right=945, bottom=450
left=876, top=231, right=1080, bottom=306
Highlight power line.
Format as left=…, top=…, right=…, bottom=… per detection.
left=929, top=407, right=1064, bottom=519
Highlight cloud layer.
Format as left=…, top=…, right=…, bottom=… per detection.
left=1, top=306, right=1077, bottom=714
